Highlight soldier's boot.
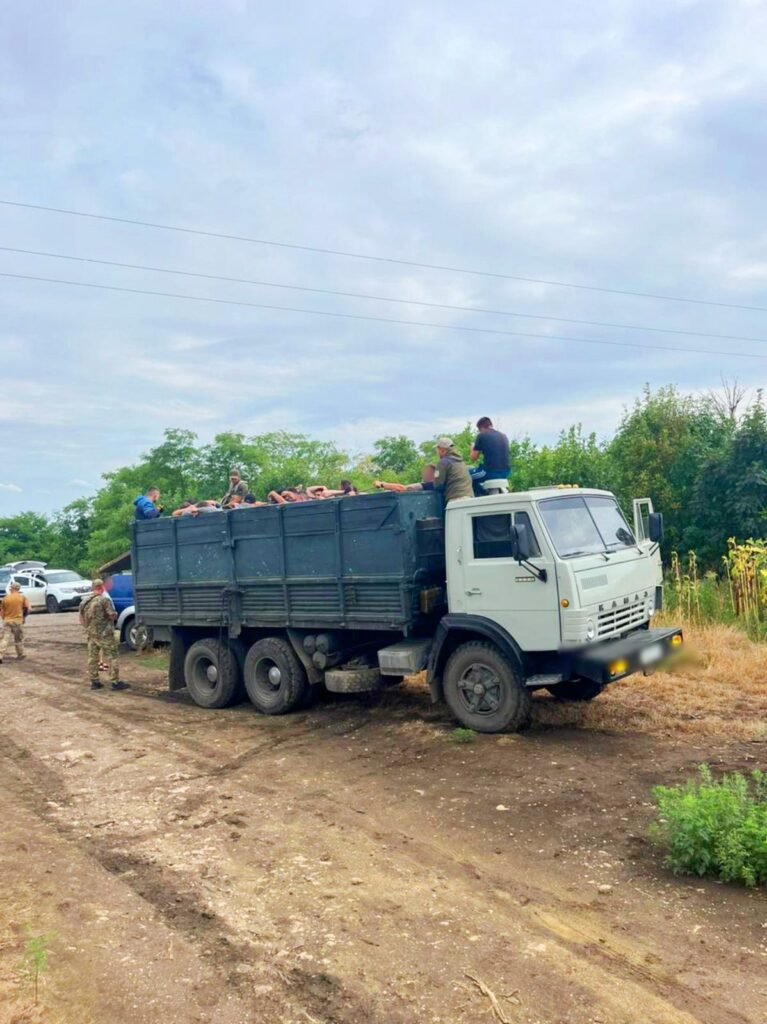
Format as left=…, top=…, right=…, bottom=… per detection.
left=111, top=681, right=130, bottom=691
left=90, top=679, right=104, bottom=690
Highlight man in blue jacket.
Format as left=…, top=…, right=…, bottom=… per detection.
left=134, top=487, right=162, bottom=520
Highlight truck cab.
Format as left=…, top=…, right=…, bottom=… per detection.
left=425, top=487, right=680, bottom=731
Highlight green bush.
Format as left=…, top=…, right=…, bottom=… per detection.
left=651, top=766, right=767, bottom=887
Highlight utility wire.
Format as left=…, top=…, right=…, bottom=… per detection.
left=2, top=245, right=767, bottom=347
left=2, top=270, right=767, bottom=360
left=2, top=198, right=767, bottom=314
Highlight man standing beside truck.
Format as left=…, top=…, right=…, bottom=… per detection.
left=79, top=579, right=129, bottom=692
left=0, top=581, right=30, bottom=662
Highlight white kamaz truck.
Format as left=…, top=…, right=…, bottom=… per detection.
left=133, top=485, right=682, bottom=733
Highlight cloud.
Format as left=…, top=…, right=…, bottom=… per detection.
left=0, top=483, right=22, bottom=493
left=1, top=0, right=767, bottom=516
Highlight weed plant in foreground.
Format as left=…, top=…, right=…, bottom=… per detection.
left=651, top=766, right=767, bottom=887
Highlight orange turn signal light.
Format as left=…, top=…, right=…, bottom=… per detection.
left=560, top=598, right=570, bottom=608
left=608, top=659, right=628, bottom=676
left=671, top=634, right=683, bottom=647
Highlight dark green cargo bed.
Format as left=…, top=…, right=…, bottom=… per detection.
left=133, top=491, right=445, bottom=635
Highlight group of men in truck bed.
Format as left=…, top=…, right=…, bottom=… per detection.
left=133, top=417, right=510, bottom=520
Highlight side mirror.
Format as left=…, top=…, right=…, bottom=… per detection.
left=648, top=512, right=664, bottom=545
left=510, top=523, right=533, bottom=562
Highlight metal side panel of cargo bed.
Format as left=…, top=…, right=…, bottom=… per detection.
left=132, top=491, right=446, bottom=633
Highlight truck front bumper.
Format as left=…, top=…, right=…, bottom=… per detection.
left=572, top=627, right=683, bottom=685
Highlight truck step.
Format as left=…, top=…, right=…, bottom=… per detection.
left=378, top=638, right=432, bottom=676
left=525, top=673, right=564, bottom=688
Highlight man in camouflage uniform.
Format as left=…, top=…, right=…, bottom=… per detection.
left=79, top=579, right=129, bottom=692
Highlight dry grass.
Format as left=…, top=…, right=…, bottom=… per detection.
left=533, top=623, right=767, bottom=740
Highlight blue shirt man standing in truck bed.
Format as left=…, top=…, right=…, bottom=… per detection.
left=470, top=417, right=510, bottom=494
left=134, top=487, right=162, bottom=520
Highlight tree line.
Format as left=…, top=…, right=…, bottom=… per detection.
left=1, top=384, right=764, bottom=575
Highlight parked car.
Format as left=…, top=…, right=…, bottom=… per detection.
left=0, top=561, right=92, bottom=612
left=41, top=570, right=93, bottom=612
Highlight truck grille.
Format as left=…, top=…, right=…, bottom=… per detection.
left=597, top=601, right=646, bottom=637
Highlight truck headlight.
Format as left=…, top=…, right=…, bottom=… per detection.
left=586, top=619, right=596, bottom=640
left=646, top=598, right=655, bottom=619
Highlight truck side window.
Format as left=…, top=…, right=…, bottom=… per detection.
left=473, top=514, right=513, bottom=559
left=472, top=512, right=542, bottom=560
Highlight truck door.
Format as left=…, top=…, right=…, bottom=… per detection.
left=458, top=508, right=558, bottom=651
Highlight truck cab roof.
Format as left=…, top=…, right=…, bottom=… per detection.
left=447, top=487, right=615, bottom=511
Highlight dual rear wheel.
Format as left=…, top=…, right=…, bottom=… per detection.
left=183, top=636, right=308, bottom=714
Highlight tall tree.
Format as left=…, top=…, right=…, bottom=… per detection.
left=694, top=396, right=767, bottom=562
left=607, top=385, right=729, bottom=556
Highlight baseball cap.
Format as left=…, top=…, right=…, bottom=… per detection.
left=436, top=437, right=454, bottom=450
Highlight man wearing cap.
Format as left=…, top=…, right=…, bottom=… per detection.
left=79, top=579, right=128, bottom=692
left=221, top=468, right=249, bottom=507
left=433, top=438, right=473, bottom=503
left=0, top=581, right=30, bottom=662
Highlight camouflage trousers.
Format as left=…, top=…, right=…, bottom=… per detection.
left=87, top=630, right=119, bottom=683
left=0, top=623, right=24, bottom=658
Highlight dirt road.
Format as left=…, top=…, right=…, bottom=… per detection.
left=1, top=615, right=765, bottom=1024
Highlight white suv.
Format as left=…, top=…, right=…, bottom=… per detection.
left=1, top=562, right=92, bottom=612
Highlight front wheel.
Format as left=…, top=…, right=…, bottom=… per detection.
left=183, top=638, right=242, bottom=709
left=443, top=641, right=530, bottom=733
left=46, top=595, right=60, bottom=614
left=244, top=637, right=308, bottom=714
left=547, top=679, right=605, bottom=702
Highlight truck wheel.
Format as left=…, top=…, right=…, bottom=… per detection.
left=548, top=679, right=605, bottom=702
left=244, top=637, right=308, bottom=714
left=183, top=638, right=242, bottom=709
left=443, top=641, right=530, bottom=733
left=46, top=596, right=60, bottom=614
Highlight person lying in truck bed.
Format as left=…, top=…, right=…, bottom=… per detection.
left=230, top=493, right=267, bottom=508
left=306, top=480, right=360, bottom=499
left=267, top=488, right=311, bottom=504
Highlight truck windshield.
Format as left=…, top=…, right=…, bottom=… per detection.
left=538, top=495, right=635, bottom=558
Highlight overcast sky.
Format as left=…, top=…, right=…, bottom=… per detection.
left=2, top=0, right=767, bottom=514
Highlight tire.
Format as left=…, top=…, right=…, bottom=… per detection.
left=244, top=637, right=308, bottom=715
left=443, top=641, right=530, bottom=733
left=122, top=616, right=153, bottom=651
left=46, top=595, right=60, bottom=614
left=183, top=638, right=242, bottom=709
left=547, top=679, right=605, bottom=702
left=324, top=667, right=382, bottom=693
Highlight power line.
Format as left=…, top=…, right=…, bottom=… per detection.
left=2, top=269, right=767, bottom=360
left=3, top=245, right=767, bottom=347
left=2, top=198, right=767, bottom=314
